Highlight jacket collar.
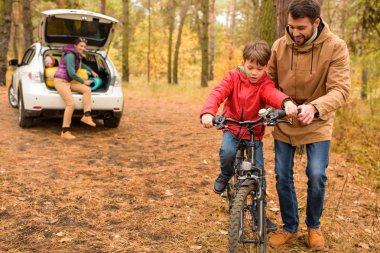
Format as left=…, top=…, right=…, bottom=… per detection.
left=237, top=66, right=268, bottom=85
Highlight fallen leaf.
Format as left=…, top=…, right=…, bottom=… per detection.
left=269, top=207, right=279, bottom=212
left=358, top=242, right=370, bottom=249
left=219, top=230, right=228, bottom=235
left=364, top=229, right=372, bottom=234
left=59, top=237, right=71, bottom=243
left=202, top=160, right=208, bottom=164
left=165, top=190, right=173, bottom=196
left=49, top=218, right=59, bottom=224
left=56, top=232, right=64, bottom=237
left=190, top=245, right=202, bottom=251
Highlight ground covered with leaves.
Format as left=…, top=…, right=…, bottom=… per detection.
left=0, top=84, right=378, bottom=252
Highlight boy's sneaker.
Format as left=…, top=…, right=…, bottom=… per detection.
left=213, top=175, right=230, bottom=194
left=266, top=218, right=277, bottom=232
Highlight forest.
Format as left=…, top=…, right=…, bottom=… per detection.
left=0, top=0, right=379, bottom=252
left=2, top=0, right=377, bottom=180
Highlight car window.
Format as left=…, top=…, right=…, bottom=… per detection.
left=45, top=17, right=113, bottom=47
left=20, top=48, right=35, bottom=66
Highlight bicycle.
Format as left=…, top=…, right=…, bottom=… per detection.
left=212, top=108, right=289, bottom=253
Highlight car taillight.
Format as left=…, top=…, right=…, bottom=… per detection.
left=28, top=72, right=42, bottom=82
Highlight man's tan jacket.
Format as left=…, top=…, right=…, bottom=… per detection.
left=268, top=20, right=351, bottom=146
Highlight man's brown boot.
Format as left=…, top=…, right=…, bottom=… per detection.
left=81, top=115, right=96, bottom=127
left=61, top=131, right=76, bottom=140
left=307, top=228, right=325, bottom=250
left=268, top=230, right=298, bottom=247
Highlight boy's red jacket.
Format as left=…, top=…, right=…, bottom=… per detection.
left=200, top=68, right=289, bottom=140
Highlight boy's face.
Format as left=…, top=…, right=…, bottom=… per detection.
left=242, top=60, right=267, bottom=83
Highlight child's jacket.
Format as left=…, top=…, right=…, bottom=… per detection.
left=200, top=67, right=289, bottom=140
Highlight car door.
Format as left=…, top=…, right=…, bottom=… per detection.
left=13, top=47, right=36, bottom=93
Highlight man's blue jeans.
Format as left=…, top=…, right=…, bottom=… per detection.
left=219, top=131, right=265, bottom=190
left=274, top=139, right=330, bottom=233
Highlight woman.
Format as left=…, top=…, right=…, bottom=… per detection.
left=54, top=37, right=99, bottom=140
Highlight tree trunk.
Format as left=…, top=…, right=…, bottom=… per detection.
left=361, top=66, right=368, bottom=100
left=22, top=0, right=33, bottom=49
left=259, top=0, right=276, bottom=45
left=100, top=0, right=106, bottom=14
left=12, top=0, right=22, bottom=59
left=209, top=0, right=215, bottom=81
left=0, top=0, right=13, bottom=86
left=147, top=0, right=151, bottom=84
left=122, top=0, right=130, bottom=83
left=173, top=0, right=190, bottom=84
left=199, top=0, right=209, bottom=87
left=230, top=0, right=237, bottom=37
left=167, top=0, right=174, bottom=84
left=276, top=0, right=291, bottom=38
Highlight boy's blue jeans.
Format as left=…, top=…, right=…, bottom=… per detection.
left=274, top=139, right=330, bottom=233
left=219, top=131, right=265, bottom=191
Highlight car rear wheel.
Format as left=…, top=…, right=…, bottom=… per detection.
left=8, top=82, right=18, bottom=108
left=18, top=91, right=34, bottom=128
left=104, top=117, right=120, bottom=128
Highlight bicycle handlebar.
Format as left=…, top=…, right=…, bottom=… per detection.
left=212, top=108, right=288, bottom=129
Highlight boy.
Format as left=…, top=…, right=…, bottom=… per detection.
left=200, top=41, right=298, bottom=231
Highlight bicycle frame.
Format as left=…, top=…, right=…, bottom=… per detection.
left=233, top=127, right=266, bottom=244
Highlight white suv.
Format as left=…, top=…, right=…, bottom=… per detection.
left=8, top=9, right=123, bottom=128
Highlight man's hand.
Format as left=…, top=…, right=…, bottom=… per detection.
left=201, top=114, right=214, bottom=128
left=297, top=104, right=317, bottom=125
left=284, top=100, right=298, bottom=117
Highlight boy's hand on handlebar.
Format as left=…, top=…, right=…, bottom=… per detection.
left=284, top=100, right=298, bottom=117
left=201, top=114, right=214, bottom=128
left=297, top=104, right=317, bottom=125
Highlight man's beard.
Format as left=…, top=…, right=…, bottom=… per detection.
left=292, top=25, right=315, bottom=46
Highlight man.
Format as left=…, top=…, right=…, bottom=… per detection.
left=267, top=0, right=350, bottom=250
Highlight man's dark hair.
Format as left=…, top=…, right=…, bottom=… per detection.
left=288, top=0, right=321, bottom=23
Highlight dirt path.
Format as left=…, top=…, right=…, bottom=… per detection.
left=0, top=84, right=378, bottom=253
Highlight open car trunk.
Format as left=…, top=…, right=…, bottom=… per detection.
left=43, top=49, right=111, bottom=93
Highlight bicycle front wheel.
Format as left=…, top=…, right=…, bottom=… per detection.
left=228, top=185, right=267, bottom=253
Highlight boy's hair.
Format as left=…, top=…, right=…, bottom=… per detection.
left=242, top=41, right=271, bottom=66
left=288, top=0, right=321, bottom=23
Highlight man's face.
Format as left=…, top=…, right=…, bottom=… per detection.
left=242, top=60, right=267, bottom=84
left=288, top=15, right=320, bottom=46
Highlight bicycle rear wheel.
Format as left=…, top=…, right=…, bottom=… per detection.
left=228, top=185, right=267, bottom=253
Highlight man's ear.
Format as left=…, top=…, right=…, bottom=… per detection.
left=314, top=18, right=320, bottom=27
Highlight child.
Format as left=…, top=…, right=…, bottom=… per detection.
left=200, top=40, right=298, bottom=231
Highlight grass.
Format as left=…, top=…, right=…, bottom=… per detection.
left=332, top=98, right=380, bottom=188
